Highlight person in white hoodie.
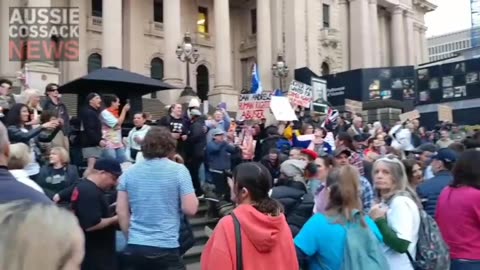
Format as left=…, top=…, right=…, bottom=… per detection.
left=125, top=112, right=151, bottom=163
left=7, top=143, right=44, bottom=194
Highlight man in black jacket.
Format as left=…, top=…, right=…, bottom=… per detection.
left=79, top=93, right=105, bottom=176
left=185, top=109, right=206, bottom=196
left=42, top=83, right=70, bottom=135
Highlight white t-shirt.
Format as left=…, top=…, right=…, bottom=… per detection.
left=383, top=195, right=420, bottom=270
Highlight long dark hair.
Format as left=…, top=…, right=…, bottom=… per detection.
left=232, top=162, right=283, bottom=215
left=6, top=103, right=29, bottom=127
left=325, top=165, right=366, bottom=227
left=451, top=149, right=480, bottom=190
left=337, top=132, right=355, bottom=150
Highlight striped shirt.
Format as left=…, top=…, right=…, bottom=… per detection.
left=117, top=158, right=194, bottom=248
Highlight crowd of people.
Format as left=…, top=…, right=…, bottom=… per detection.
left=0, top=78, right=479, bottom=270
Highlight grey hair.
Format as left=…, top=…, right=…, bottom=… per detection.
left=0, top=122, right=10, bottom=156
left=0, top=201, right=82, bottom=270
left=373, top=157, right=422, bottom=207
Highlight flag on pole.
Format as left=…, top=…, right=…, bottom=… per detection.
left=273, top=89, right=283, bottom=96
left=250, top=63, right=263, bottom=94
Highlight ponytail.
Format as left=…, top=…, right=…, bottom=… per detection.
left=254, top=197, right=283, bottom=216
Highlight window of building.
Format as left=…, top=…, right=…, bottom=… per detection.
left=87, top=53, right=102, bottom=73
left=323, top=4, right=330, bottom=28
left=251, top=9, right=257, bottom=34
left=197, top=7, right=209, bottom=34
left=150, top=57, right=164, bottom=98
left=321, top=62, right=330, bottom=76
left=154, top=0, right=163, bottom=23
left=92, top=0, right=102, bottom=17
left=196, top=65, right=209, bottom=101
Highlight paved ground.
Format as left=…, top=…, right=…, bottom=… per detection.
left=187, top=262, right=201, bottom=270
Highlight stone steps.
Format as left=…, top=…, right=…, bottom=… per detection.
left=184, top=200, right=219, bottom=267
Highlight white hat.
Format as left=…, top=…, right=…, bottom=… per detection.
left=188, top=98, right=200, bottom=108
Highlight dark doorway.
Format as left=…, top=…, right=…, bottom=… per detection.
left=87, top=53, right=102, bottom=73
left=321, top=62, right=330, bottom=76
left=150, top=57, right=164, bottom=98
left=196, top=65, right=209, bottom=101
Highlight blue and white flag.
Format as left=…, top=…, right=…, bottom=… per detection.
left=250, top=63, right=263, bottom=94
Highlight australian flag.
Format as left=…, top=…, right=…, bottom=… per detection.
left=250, top=63, right=263, bottom=94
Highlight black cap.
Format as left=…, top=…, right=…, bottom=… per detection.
left=85, top=92, right=100, bottom=103
left=353, top=133, right=371, bottom=142
left=94, top=158, right=122, bottom=176
left=334, top=147, right=352, bottom=157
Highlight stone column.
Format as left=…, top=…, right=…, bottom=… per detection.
left=369, top=0, right=380, bottom=67
left=338, top=0, right=350, bottom=71
left=123, top=0, right=145, bottom=74
left=284, top=0, right=306, bottom=77
left=0, top=0, right=21, bottom=80
left=405, top=10, right=416, bottom=65
left=349, top=0, right=371, bottom=69
left=257, top=0, right=273, bottom=90
left=414, top=23, right=422, bottom=64
left=419, top=26, right=429, bottom=64
left=271, top=0, right=284, bottom=90
left=390, top=6, right=406, bottom=66
left=67, top=0, right=87, bottom=80
left=306, top=0, right=321, bottom=75
left=378, top=10, right=387, bottom=66
left=211, top=0, right=236, bottom=110
left=102, top=0, right=122, bottom=67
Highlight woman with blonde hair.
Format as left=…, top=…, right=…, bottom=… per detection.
left=36, top=146, right=79, bottom=201
left=7, top=143, right=44, bottom=194
left=369, top=155, right=421, bottom=270
left=295, top=165, right=385, bottom=270
left=22, top=88, right=43, bottom=126
left=0, top=201, right=85, bottom=270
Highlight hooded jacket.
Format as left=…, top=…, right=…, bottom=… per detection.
left=200, top=204, right=299, bottom=270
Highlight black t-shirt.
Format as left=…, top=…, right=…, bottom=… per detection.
left=71, top=179, right=116, bottom=270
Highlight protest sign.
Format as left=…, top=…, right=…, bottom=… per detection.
left=438, top=105, right=453, bottom=122
left=288, top=80, right=313, bottom=108
left=399, top=110, right=420, bottom=123
left=311, top=77, right=327, bottom=102
left=345, top=99, right=363, bottom=114
left=270, top=96, right=298, bottom=121
left=238, top=93, right=271, bottom=120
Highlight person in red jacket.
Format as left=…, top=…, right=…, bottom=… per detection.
left=201, top=162, right=299, bottom=270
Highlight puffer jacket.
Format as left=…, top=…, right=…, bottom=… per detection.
left=416, top=170, right=453, bottom=217
left=270, top=181, right=314, bottom=237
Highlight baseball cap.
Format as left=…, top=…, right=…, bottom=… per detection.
left=334, top=147, right=352, bottom=157
left=94, top=158, right=122, bottom=176
left=411, top=143, right=437, bottom=154
left=212, top=128, right=225, bottom=136
left=353, top=133, right=371, bottom=142
left=431, top=148, right=457, bottom=164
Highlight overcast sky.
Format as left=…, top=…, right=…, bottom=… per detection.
left=425, top=0, right=472, bottom=37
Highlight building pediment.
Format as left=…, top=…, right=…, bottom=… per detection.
left=413, top=0, right=437, bottom=12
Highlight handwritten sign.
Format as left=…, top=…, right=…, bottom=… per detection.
left=238, top=93, right=271, bottom=120
left=270, top=96, right=298, bottom=121
left=399, top=110, right=420, bottom=123
left=345, top=99, right=363, bottom=114
left=438, top=105, right=453, bottom=122
left=288, top=80, right=313, bottom=108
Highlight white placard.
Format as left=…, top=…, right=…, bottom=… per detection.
left=270, top=96, right=298, bottom=121
left=287, top=80, right=313, bottom=108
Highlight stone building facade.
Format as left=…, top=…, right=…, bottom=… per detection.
left=0, top=0, right=436, bottom=111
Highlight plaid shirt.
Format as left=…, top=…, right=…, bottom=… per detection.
left=359, top=176, right=374, bottom=213
left=350, top=151, right=365, bottom=176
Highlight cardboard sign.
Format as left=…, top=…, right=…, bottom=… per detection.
left=270, top=96, right=298, bottom=121
left=288, top=80, right=313, bottom=108
left=238, top=93, right=271, bottom=120
left=399, top=110, right=420, bottom=123
left=345, top=99, right=363, bottom=114
left=438, top=105, right=453, bottom=122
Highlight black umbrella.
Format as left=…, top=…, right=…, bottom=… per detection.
left=58, top=67, right=176, bottom=96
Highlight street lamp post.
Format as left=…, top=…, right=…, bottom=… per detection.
left=271, top=53, right=289, bottom=93
left=176, top=32, right=200, bottom=102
